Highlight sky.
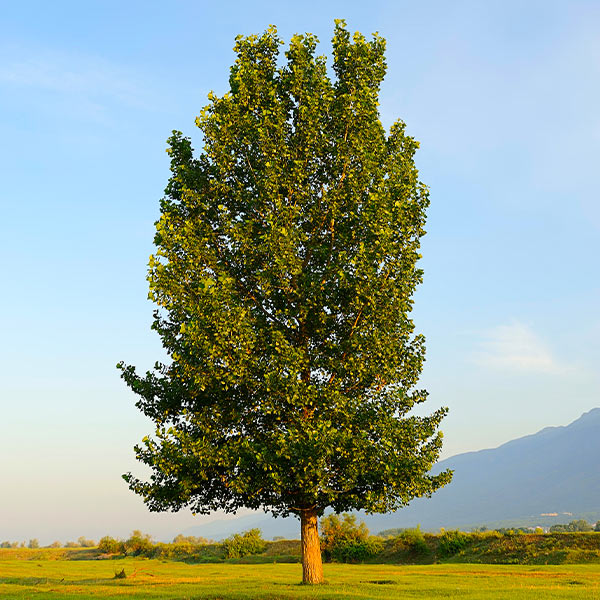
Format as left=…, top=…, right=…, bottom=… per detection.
left=1, top=0, right=599, bottom=544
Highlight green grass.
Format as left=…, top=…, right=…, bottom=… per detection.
left=3, top=559, right=600, bottom=599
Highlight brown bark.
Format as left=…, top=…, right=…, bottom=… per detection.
left=300, top=508, right=324, bottom=584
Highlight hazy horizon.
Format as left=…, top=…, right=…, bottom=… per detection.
left=2, top=0, right=599, bottom=544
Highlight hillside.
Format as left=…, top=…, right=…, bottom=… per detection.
left=181, top=408, right=600, bottom=539
left=364, top=407, right=600, bottom=532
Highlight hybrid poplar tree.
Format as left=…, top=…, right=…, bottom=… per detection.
left=119, top=21, right=451, bottom=584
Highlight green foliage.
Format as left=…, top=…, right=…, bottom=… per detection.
left=98, top=536, right=124, bottom=554
left=123, top=531, right=154, bottom=556
left=27, top=539, right=39, bottom=549
left=394, top=526, right=430, bottom=556
left=331, top=537, right=383, bottom=563
left=119, top=21, right=450, bottom=526
left=496, top=527, right=532, bottom=535
left=550, top=520, right=593, bottom=533
left=377, top=528, right=405, bottom=538
left=223, top=528, right=267, bottom=559
left=438, top=530, right=470, bottom=557
left=172, top=534, right=209, bottom=544
left=320, top=513, right=381, bottom=562
left=321, top=513, right=369, bottom=545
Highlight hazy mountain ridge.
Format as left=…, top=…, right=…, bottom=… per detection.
left=180, top=408, right=600, bottom=540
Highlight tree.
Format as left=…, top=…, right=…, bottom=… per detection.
left=77, top=536, right=95, bottom=547
left=222, top=528, right=267, bottom=558
left=119, top=21, right=451, bottom=584
left=550, top=519, right=592, bottom=533
left=98, top=536, right=124, bottom=554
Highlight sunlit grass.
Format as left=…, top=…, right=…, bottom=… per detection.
left=2, top=560, right=600, bottom=599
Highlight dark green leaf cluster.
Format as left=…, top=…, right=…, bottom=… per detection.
left=119, top=21, right=451, bottom=520
left=438, top=529, right=471, bottom=556
left=222, top=528, right=267, bottom=558
left=98, top=536, right=124, bottom=555
left=320, top=513, right=382, bottom=562
left=391, top=526, right=430, bottom=556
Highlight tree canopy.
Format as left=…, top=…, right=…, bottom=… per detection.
left=119, top=20, right=451, bottom=583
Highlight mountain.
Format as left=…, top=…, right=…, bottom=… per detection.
left=180, top=512, right=299, bottom=542
left=363, top=407, right=600, bottom=532
left=179, top=408, right=600, bottom=539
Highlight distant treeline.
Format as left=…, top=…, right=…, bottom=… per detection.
left=379, top=519, right=600, bottom=537
left=4, top=517, right=600, bottom=565
left=0, top=536, right=95, bottom=549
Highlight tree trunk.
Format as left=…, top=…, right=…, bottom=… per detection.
left=300, top=508, right=324, bottom=584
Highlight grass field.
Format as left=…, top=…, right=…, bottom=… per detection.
left=2, top=560, right=600, bottom=599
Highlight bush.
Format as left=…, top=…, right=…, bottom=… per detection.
left=330, top=537, right=382, bottom=562
left=172, top=534, right=209, bottom=544
left=438, top=529, right=470, bottom=556
left=48, top=541, right=62, bottom=548
left=320, top=513, right=380, bottom=562
left=378, top=528, right=406, bottom=538
left=223, top=529, right=267, bottom=559
left=124, top=531, right=154, bottom=556
left=28, top=539, right=39, bottom=549
left=395, top=526, right=430, bottom=556
left=98, top=536, right=124, bottom=554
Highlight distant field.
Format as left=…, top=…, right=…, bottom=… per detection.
left=2, top=559, right=600, bottom=599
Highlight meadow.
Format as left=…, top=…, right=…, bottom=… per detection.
left=3, top=559, right=600, bottom=599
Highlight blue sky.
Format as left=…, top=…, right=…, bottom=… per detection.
left=1, top=0, right=598, bottom=543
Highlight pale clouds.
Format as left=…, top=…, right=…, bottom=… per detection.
left=475, top=321, right=575, bottom=375
left=0, top=45, right=153, bottom=112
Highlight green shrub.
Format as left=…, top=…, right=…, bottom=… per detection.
left=378, top=528, right=406, bottom=538
left=320, top=513, right=379, bottom=562
left=172, top=534, right=209, bottom=544
left=223, top=529, right=267, bottom=559
left=330, top=537, right=383, bottom=562
left=98, top=536, right=124, bottom=554
left=396, top=526, right=430, bottom=556
left=124, top=530, right=154, bottom=556
left=438, top=529, right=470, bottom=556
